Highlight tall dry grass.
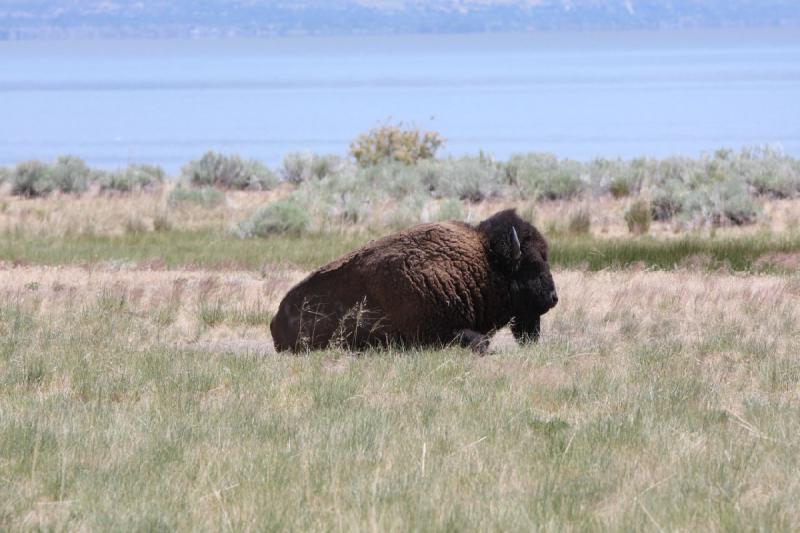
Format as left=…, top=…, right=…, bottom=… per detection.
left=2, top=187, right=799, bottom=238
left=1, top=264, right=798, bottom=530
left=0, top=188, right=284, bottom=237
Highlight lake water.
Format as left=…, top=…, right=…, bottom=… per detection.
left=1, top=29, right=798, bottom=173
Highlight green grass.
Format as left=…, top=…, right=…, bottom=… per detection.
left=1, top=275, right=798, bottom=530
left=0, top=230, right=369, bottom=271
left=551, top=232, right=800, bottom=272
left=198, top=300, right=273, bottom=328
left=2, top=229, right=800, bottom=273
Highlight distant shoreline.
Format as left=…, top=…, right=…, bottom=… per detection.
left=1, top=0, right=799, bottom=42
left=2, top=24, right=800, bottom=42
left=2, top=26, right=799, bottom=46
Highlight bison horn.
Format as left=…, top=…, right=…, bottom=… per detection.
left=511, top=226, right=521, bottom=263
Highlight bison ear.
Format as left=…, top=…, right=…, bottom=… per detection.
left=490, top=225, right=522, bottom=272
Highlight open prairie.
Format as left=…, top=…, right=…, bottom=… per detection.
left=1, top=196, right=799, bottom=529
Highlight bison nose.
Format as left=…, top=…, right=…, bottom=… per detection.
left=550, top=290, right=559, bottom=307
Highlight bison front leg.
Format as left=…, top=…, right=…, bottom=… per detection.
left=455, top=329, right=491, bottom=355
left=511, top=315, right=541, bottom=344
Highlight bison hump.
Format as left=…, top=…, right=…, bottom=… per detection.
left=362, top=222, right=491, bottom=325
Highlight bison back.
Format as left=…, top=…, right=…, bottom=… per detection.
left=270, top=222, right=492, bottom=352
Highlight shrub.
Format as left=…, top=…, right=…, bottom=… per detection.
left=588, top=158, right=621, bottom=196
left=741, top=147, right=800, bottom=198
left=435, top=199, right=465, bottom=221
left=0, top=166, right=8, bottom=185
left=709, top=180, right=759, bottom=226
left=237, top=201, right=310, bottom=237
left=678, top=178, right=758, bottom=227
left=311, top=155, right=345, bottom=181
left=350, top=122, right=444, bottom=167
left=10, top=158, right=165, bottom=197
left=282, top=153, right=313, bottom=184
left=386, top=194, right=425, bottom=230
left=414, top=158, right=444, bottom=192
left=624, top=200, right=652, bottom=235
left=11, top=160, right=53, bottom=197
left=650, top=155, right=724, bottom=223
left=183, top=151, right=278, bottom=190
left=608, top=178, right=631, bottom=198
left=357, top=162, right=428, bottom=199
left=748, top=169, right=800, bottom=198
left=651, top=166, right=758, bottom=227
left=281, top=153, right=347, bottom=184
left=567, top=208, right=591, bottom=235
left=167, top=186, right=226, bottom=208
left=651, top=173, right=689, bottom=221
left=610, top=159, right=649, bottom=198
left=291, top=170, right=373, bottom=225
left=294, top=161, right=444, bottom=223
left=49, top=155, right=92, bottom=194
left=582, top=157, right=653, bottom=197
left=432, top=156, right=505, bottom=202
left=98, top=164, right=165, bottom=193
left=292, top=162, right=421, bottom=225
left=507, top=153, right=584, bottom=200
left=11, top=156, right=95, bottom=196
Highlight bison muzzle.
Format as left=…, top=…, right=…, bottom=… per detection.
left=270, top=209, right=557, bottom=353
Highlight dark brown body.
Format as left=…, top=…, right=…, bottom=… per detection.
left=270, top=209, right=557, bottom=353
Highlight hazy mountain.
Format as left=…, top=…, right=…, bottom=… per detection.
left=1, top=0, right=799, bottom=39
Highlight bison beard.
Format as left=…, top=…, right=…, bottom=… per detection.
left=270, top=209, right=558, bottom=353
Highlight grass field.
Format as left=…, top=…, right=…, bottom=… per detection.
left=2, top=263, right=799, bottom=530
left=1, top=191, right=799, bottom=530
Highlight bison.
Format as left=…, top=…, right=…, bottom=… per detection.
left=270, top=209, right=558, bottom=353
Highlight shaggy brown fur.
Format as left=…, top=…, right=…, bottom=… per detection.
left=270, top=209, right=557, bottom=353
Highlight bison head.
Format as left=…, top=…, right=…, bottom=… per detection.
left=479, top=209, right=558, bottom=343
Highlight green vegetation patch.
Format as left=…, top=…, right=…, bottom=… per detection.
left=97, top=163, right=165, bottom=193
left=1, top=229, right=799, bottom=273
left=0, top=230, right=369, bottom=271
left=624, top=199, right=652, bottom=235
left=167, top=186, right=226, bottom=208
left=551, top=233, right=800, bottom=272
left=280, top=152, right=347, bottom=184
left=9, top=157, right=166, bottom=196
left=6, top=145, right=800, bottom=232
left=182, top=151, right=278, bottom=190
left=237, top=201, right=311, bottom=237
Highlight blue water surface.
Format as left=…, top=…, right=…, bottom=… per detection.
left=1, top=29, right=798, bottom=173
